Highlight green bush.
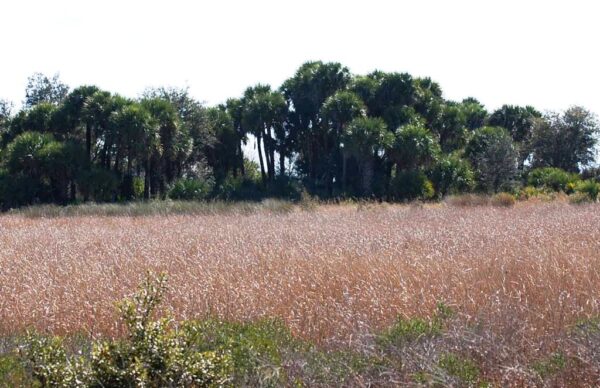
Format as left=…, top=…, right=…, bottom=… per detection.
left=527, top=167, right=580, bottom=193
left=429, top=154, right=475, bottom=197
left=390, top=169, right=435, bottom=200
left=574, top=179, right=600, bottom=201
left=188, top=318, right=298, bottom=386
left=168, top=177, right=215, bottom=201
left=77, top=168, right=120, bottom=202
left=132, top=176, right=145, bottom=199
left=22, top=273, right=231, bottom=387
left=378, top=302, right=453, bottom=346
left=438, top=353, right=481, bottom=385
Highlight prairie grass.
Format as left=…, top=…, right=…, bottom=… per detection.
left=1, top=201, right=600, bottom=384
left=9, top=199, right=295, bottom=218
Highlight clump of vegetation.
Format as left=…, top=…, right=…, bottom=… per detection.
left=378, top=302, right=453, bottom=346
left=21, top=273, right=231, bottom=387
left=438, top=353, right=482, bottom=386
left=445, top=193, right=490, bottom=207
left=3, top=68, right=596, bottom=211
left=531, top=352, right=567, bottom=379
left=491, top=192, right=516, bottom=207
left=574, top=179, right=600, bottom=201
left=527, top=167, right=580, bottom=193
left=169, top=177, right=215, bottom=201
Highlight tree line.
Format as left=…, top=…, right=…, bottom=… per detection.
left=0, top=62, right=598, bottom=209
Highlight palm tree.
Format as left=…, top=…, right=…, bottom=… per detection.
left=342, top=117, right=393, bottom=196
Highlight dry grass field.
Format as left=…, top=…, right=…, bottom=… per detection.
left=1, top=200, right=600, bottom=384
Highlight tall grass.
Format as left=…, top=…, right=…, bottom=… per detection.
left=1, top=201, right=600, bottom=383
left=10, top=199, right=296, bottom=218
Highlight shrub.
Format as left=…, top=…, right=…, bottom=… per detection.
left=390, top=170, right=435, bottom=201
left=491, top=192, right=516, bottom=207
left=132, top=176, right=145, bottom=199
left=188, top=318, right=299, bottom=386
left=438, top=353, right=481, bottom=385
left=574, top=179, right=600, bottom=201
left=77, top=168, right=120, bottom=202
left=532, top=352, right=567, bottom=379
left=22, top=272, right=231, bottom=387
left=517, top=185, right=547, bottom=201
left=569, top=192, right=592, bottom=204
left=429, top=154, right=475, bottom=197
left=378, top=302, right=453, bottom=346
left=168, top=177, right=215, bottom=201
left=527, top=167, right=580, bottom=193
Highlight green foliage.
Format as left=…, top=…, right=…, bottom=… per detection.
left=169, top=177, right=215, bottom=201
left=1, top=67, right=597, bottom=209
left=392, top=121, right=440, bottom=170
left=466, top=126, right=518, bottom=193
left=187, top=319, right=297, bottom=386
left=25, top=72, right=69, bottom=108
left=532, top=352, right=567, bottom=379
left=530, top=107, right=599, bottom=172
left=378, top=302, right=453, bottom=346
left=78, top=168, right=120, bottom=202
left=574, top=179, right=600, bottom=201
left=438, top=353, right=481, bottom=385
left=0, top=355, right=30, bottom=387
left=429, top=154, right=475, bottom=196
left=527, top=167, right=580, bottom=193
left=22, top=273, right=231, bottom=387
left=390, top=170, right=435, bottom=200
left=488, top=105, right=541, bottom=143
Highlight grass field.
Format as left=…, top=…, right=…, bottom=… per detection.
left=1, top=200, right=600, bottom=385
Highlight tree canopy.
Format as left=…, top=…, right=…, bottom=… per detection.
left=0, top=64, right=598, bottom=209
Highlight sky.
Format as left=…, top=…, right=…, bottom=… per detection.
left=0, top=0, right=599, bottom=116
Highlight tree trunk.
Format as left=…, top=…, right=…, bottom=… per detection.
left=86, top=124, right=92, bottom=164
left=238, top=142, right=245, bottom=177
left=144, top=159, right=151, bottom=200
left=361, top=155, right=374, bottom=197
left=279, top=150, right=285, bottom=178
left=342, top=151, right=347, bottom=193
left=256, top=135, right=267, bottom=183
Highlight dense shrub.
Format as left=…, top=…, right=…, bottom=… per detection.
left=22, top=273, right=231, bottom=387
left=429, top=154, right=475, bottom=197
left=465, top=126, right=518, bottom=192
left=527, top=167, right=580, bottom=193
left=390, top=170, right=435, bottom=200
left=574, top=179, right=600, bottom=201
left=491, top=192, right=516, bottom=207
left=77, top=168, right=120, bottom=202
left=169, top=177, right=215, bottom=201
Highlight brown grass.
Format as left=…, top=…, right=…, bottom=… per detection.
left=1, top=201, right=600, bottom=382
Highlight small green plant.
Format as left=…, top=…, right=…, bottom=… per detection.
left=0, top=354, right=32, bottom=387
left=188, top=318, right=298, bottom=386
left=438, top=353, right=481, bottom=386
left=378, top=302, right=453, bottom=346
left=532, top=352, right=567, bottom=379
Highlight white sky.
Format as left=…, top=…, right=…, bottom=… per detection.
left=1, top=0, right=599, bottom=116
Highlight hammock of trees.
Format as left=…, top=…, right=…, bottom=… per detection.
left=0, top=61, right=598, bottom=209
